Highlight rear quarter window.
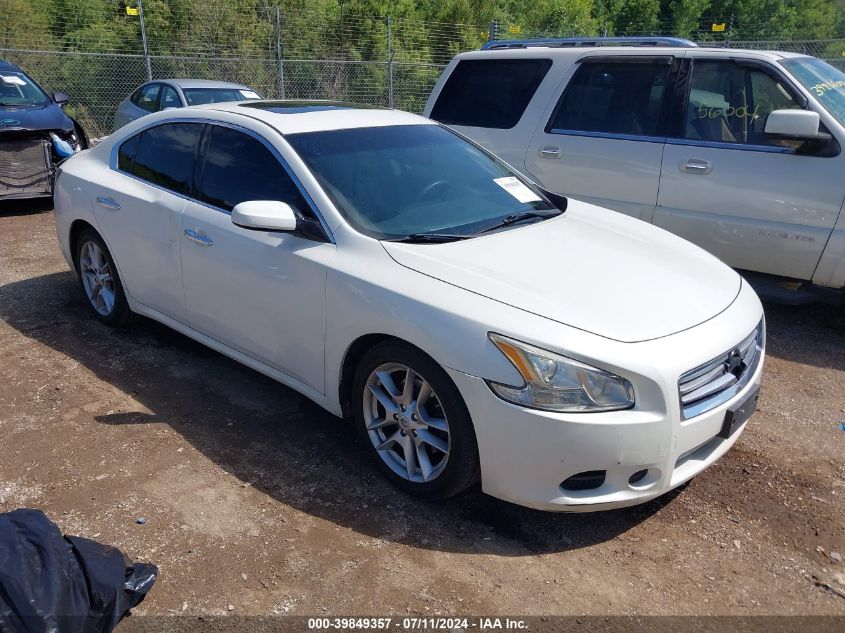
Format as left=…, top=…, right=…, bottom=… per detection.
left=430, top=58, right=552, bottom=129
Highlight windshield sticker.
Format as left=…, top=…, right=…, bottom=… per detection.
left=810, top=80, right=845, bottom=97
left=494, top=177, right=541, bottom=204
left=239, top=90, right=260, bottom=99
left=0, top=75, right=26, bottom=86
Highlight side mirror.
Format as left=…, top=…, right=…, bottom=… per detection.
left=231, top=200, right=298, bottom=232
left=764, top=109, right=821, bottom=140
left=52, top=91, right=69, bottom=107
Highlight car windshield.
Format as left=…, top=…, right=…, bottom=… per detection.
left=782, top=57, right=845, bottom=127
left=0, top=71, right=51, bottom=107
left=287, top=124, right=558, bottom=240
left=182, top=87, right=262, bottom=105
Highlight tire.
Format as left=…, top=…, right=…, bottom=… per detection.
left=74, top=228, right=132, bottom=326
left=353, top=340, right=480, bottom=499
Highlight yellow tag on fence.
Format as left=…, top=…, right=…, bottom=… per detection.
left=711, top=22, right=726, bottom=32
left=126, top=7, right=139, bottom=16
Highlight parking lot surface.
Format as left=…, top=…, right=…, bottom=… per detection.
left=1, top=204, right=843, bottom=617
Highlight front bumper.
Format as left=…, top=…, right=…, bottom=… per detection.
left=448, top=284, right=765, bottom=512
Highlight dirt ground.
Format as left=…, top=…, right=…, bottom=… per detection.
left=1, top=202, right=843, bottom=621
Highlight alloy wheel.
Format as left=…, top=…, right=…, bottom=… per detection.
left=79, top=240, right=116, bottom=316
left=363, top=362, right=451, bottom=483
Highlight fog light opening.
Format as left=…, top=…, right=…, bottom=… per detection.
left=628, top=469, right=648, bottom=485
left=628, top=467, right=660, bottom=490
left=561, top=470, right=606, bottom=492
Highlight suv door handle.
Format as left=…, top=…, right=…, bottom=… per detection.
left=681, top=159, right=712, bottom=174
left=95, top=196, right=121, bottom=211
left=184, top=228, right=214, bottom=247
left=539, top=145, right=562, bottom=159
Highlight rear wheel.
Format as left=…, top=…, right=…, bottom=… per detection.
left=74, top=228, right=131, bottom=325
left=353, top=341, right=479, bottom=499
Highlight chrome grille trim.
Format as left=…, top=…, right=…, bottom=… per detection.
left=679, top=320, right=764, bottom=419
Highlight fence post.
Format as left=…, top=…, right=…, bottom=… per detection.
left=726, top=14, right=734, bottom=48
left=138, top=0, right=152, bottom=81
left=387, top=16, right=394, bottom=108
left=275, top=5, right=285, bottom=99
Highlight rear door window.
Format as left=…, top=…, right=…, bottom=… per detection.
left=130, top=123, right=204, bottom=195
left=195, top=125, right=311, bottom=216
left=131, top=84, right=160, bottom=112
left=117, top=134, right=140, bottom=172
left=430, top=58, right=552, bottom=129
left=547, top=59, right=672, bottom=137
left=158, top=85, right=181, bottom=110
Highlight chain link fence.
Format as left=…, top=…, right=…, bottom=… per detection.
left=3, top=2, right=845, bottom=138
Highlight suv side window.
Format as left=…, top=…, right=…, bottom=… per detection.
left=159, top=85, right=181, bottom=110
left=130, top=123, right=204, bottom=195
left=196, top=125, right=312, bottom=217
left=131, top=83, right=160, bottom=112
left=430, top=59, right=553, bottom=129
left=682, top=60, right=800, bottom=146
left=547, top=59, right=671, bottom=137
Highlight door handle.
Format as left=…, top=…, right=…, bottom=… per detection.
left=681, top=159, right=712, bottom=175
left=184, top=228, right=214, bottom=247
left=95, top=196, right=121, bottom=211
left=539, top=145, right=562, bottom=159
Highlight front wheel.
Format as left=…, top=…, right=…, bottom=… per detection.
left=353, top=341, right=480, bottom=499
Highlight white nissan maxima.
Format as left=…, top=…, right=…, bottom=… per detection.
left=52, top=101, right=765, bottom=512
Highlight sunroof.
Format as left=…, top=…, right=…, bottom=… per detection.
left=239, top=100, right=380, bottom=114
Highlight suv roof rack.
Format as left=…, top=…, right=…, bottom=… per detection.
left=481, top=36, right=698, bottom=50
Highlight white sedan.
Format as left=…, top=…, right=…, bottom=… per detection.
left=53, top=101, right=765, bottom=512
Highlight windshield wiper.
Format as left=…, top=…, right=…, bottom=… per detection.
left=477, top=210, right=561, bottom=235
left=385, top=232, right=471, bottom=244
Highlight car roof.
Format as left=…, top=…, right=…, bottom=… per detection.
left=159, top=78, right=253, bottom=90
left=458, top=46, right=806, bottom=61
left=0, top=59, right=22, bottom=71
left=194, top=100, right=433, bottom=135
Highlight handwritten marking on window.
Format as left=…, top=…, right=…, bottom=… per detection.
left=696, top=104, right=760, bottom=120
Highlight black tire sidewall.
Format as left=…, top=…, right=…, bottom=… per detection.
left=74, top=229, right=131, bottom=325
left=353, top=341, right=480, bottom=499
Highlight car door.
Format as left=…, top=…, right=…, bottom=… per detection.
left=91, top=122, right=204, bottom=322
left=180, top=123, right=332, bottom=393
left=524, top=55, right=679, bottom=221
left=655, top=57, right=845, bottom=280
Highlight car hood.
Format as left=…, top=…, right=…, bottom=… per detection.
left=381, top=200, right=741, bottom=343
left=0, top=103, right=73, bottom=134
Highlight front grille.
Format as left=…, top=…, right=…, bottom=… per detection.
left=678, top=320, right=764, bottom=419
left=0, top=136, right=53, bottom=198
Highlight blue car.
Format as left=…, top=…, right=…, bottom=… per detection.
left=0, top=59, right=87, bottom=200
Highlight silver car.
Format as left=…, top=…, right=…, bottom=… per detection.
left=113, top=79, right=262, bottom=131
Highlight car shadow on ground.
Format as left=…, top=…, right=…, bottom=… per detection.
left=4, top=271, right=700, bottom=556
left=0, top=197, right=53, bottom=216
left=762, top=300, right=844, bottom=371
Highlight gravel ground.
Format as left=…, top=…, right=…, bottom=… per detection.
left=0, top=202, right=843, bottom=621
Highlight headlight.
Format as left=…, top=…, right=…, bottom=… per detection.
left=488, top=333, right=635, bottom=412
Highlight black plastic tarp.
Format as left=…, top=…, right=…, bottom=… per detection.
left=0, top=509, right=157, bottom=633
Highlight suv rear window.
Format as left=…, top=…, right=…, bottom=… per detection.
left=430, top=59, right=552, bottom=129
